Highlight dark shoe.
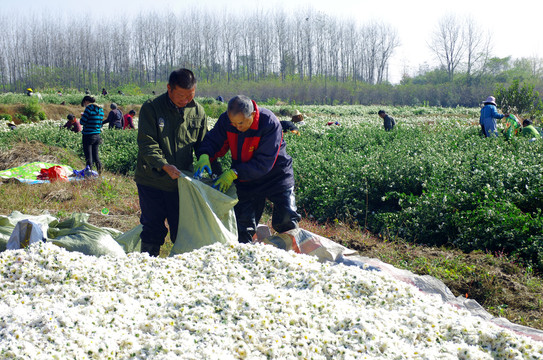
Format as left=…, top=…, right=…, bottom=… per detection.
left=141, top=242, right=161, bottom=257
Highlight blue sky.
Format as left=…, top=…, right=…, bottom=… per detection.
left=2, top=0, right=541, bottom=83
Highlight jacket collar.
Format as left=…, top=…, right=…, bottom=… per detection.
left=249, top=100, right=260, bottom=130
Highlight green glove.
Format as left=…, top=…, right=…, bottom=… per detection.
left=194, top=154, right=212, bottom=179
left=213, top=169, right=238, bottom=193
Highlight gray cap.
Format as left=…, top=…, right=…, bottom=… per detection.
left=110, top=103, right=118, bottom=109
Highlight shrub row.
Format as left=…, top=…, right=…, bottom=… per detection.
left=288, top=123, right=543, bottom=272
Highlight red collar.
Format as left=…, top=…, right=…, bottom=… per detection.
left=249, top=100, right=260, bottom=130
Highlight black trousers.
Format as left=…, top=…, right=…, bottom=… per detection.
left=82, top=134, right=102, bottom=173
left=137, top=183, right=180, bottom=248
left=235, top=186, right=301, bottom=244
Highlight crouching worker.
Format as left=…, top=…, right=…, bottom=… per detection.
left=378, top=109, right=396, bottom=131
left=134, top=68, right=209, bottom=256
left=280, top=120, right=300, bottom=135
left=521, top=119, right=541, bottom=140
left=194, top=95, right=301, bottom=244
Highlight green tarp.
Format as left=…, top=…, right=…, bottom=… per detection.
left=504, top=114, right=521, bottom=140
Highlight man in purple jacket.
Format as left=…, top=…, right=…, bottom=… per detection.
left=194, top=95, right=301, bottom=243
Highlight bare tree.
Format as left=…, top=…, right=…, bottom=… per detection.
left=221, top=14, right=239, bottom=83
left=0, top=16, right=7, bottom=91
left=375, top=23, right=400, bottom=84
left=256, top=9, right=275, bottom=80
left=163, top=12, right=179, bottom=81
left=428, top=14, right=465, bottom=81
left=273, top=10, right=295, bottom=81
left=361, top=23, right=378, bottom=84
left=464, top=16, right=492, bottom=77
left=302, top=8, right=318, bottom=81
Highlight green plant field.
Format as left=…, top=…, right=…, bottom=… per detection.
left=2, top=104, right=542, bottom=273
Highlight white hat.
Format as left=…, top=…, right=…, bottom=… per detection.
left=483, top=96, right=496, bottom=106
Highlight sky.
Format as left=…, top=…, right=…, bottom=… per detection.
left=2, top=0, right=542, bottom=83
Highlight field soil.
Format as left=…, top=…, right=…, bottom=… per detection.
left=1, top=142, right=542, bottom=331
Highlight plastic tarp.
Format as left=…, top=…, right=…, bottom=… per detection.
left=0, top=162, right=73, bottom=184
left=6, top=219, right=47, bottom=250
left=170, top=171, right=238, bottom=255
left=0, top=212, right=56, bottom=252
left=255, top=226, right=543, bottom=343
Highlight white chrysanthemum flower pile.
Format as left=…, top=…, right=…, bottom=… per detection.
left=1, top=242, right=542, bottom=359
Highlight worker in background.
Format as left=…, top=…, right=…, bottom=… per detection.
left=61, top=114, right=82, bottom=133
left=378, top=109, right=396, bottom=131
left=480, top=96, right=507, bottom=137
left=521, top=119, right=541, bottom=140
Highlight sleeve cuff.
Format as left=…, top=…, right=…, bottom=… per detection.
left=153, top=159, right=168, bottom=171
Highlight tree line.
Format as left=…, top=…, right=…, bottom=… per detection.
left=2, top=9, right=543, bottom=108
left=0, top=8, right=399, bottom=92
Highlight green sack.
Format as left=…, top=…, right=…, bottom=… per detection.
left=170, top=171, right=238, bottom=255
left=47, top=213, right=126, bottom=257
left=114, top=224, right=143, bottom=253
left=1, top=211, right=137, bottom=257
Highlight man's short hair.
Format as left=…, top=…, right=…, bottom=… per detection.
left=168, top=68, right=197, bottom=90
left=228, top=95, right=254, bottom=118
left=378, top=110, right=386, bottom=115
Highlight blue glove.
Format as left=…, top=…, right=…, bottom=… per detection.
left=194, top=154, right=212, bottom=179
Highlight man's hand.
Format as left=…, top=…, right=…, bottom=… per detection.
left=193, top=154, right=212, bottom=179
left=162, top=164, right=181, bottom=180
left=213, top=169, right=238, bottom=193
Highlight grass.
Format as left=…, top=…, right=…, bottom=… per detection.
left=1, top=140, right=542, bottom=332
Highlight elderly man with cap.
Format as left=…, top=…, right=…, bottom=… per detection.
left=103, top=103, right=123, bottom=129
left=480, top=96, right=507, bottom=137
left=194, top=95, right=301, bottom=244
